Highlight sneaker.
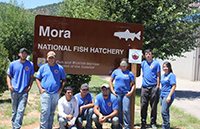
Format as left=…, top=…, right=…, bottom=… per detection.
left=151, top=124, right=157, bottom=129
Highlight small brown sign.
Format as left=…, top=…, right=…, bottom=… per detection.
left=33, top=15, right=143, bottom=75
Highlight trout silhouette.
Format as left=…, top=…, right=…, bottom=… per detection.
left=114, top=29, right=141, bottom=41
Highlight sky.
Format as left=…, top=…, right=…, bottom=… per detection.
left=0, top=0, right=63, bottom=9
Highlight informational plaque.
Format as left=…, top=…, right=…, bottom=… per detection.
left=33, top=15, right=143, bottom=75
left=128, top=49, right=142, bottom=64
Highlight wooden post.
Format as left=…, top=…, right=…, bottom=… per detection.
left=130, top=63, right=137, bottom=129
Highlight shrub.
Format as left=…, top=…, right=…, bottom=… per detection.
left=62, top=74, right=91, bottom=96
left=0, top=44, right=9, bottom=95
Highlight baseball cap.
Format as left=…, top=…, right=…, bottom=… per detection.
left=101, top=83, right=109, bottom=88
left=47, top=51, right=56, bottom=58
left=81, top=83, right=89, bottom=89
left=19, top=48, right=28, bottom=53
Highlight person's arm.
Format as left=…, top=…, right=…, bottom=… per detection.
left=24, top=75, right=34, bottom=92
left=94, top=105, right=104, bottom=124
left=157, top=71, right=161, bottom=88
left=79, top=101, right=94, bottom=114
left=126, top=81, right=136, bottom=97
left=57, top=78, right=66, bottom=94
left=105, top=109, right=118, bottom=119
left=109, top=77, right=117, bottom=96
left=36, top=78, right=46, bottom=94
left=68, top=97, right=79, bottom=127
left=167, top=84, right=176, bottom=103
left=6, top=75, right=14, bottom=92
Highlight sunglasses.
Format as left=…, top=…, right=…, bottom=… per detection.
left=120, top=63, right=128, bottom=66
left=101, top=88, right=109, bottom=91
left=82, top=89, right=89, bottom=91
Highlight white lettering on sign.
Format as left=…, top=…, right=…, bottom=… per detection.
left=38, top=44, right=72, bottom=51
left=73, top=46, right=89, bottom=52
left=37, top=44, right=124, bottom=55
left=39, top=26, right=71, bottom=38
left=90, top=47, right=124, bottom=55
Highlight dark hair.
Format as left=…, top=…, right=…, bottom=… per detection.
left=163, top=61, right=173, bottom=73
left=144, top=49, right=153, bottom=54
left=121, top=58, right=128, bottom=63
left=64, top=86, right=73, bottom=93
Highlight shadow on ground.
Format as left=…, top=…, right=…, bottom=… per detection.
left=136, top=88, right=200, bottom=99
left=0, top=98, right=11, bottom=104
left=175, top=90, right=200, bottom=99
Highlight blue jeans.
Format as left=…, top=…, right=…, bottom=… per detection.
left=116, top=92, right=131, bottom=129
left=58, top=117, right=77, bottom=129
left=77, top=108, right=93, bottom=129
left=160, top=97, right=174, bottom=129
left=11, top=91, right=28, bottom=129
left=40, top=92, right=60, bottom=129
left=92, top=114, right=119, bottom=129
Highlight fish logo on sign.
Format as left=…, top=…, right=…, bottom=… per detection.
left=114, top=29, right=141, bottom=41
left=37, top=58, right=46, bottom=67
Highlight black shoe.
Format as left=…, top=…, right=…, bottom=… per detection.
left=151, top=124, right=157, bottom=129
left=141, top=124, right=146, bottom=129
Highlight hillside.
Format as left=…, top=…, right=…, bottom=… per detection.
left=28, top=2, right=62, bottom=16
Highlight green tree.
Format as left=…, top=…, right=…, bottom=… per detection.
left=0, top=44, right=9, bottom=95
left=59, top=0, right=200, bottom=59
left=0, top=0, right=35, bottom=61
left=61, top=74, right=92, bottom=96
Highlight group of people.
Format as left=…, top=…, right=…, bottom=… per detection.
left=7, top=48, right=176, bottom=129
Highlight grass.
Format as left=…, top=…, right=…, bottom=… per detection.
left=0, top=75, right=200, bottom=129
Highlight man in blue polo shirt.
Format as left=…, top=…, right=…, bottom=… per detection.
left=36, top=51, right=66, bottom=129
left=75, top=83, right=94, bottom=129
left=141, top=49, right=161, bottom=129
left=7, top=48, right=34, bottom=129
left=92, top=84, right=119, bottom=129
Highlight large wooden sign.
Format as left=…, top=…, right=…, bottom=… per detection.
left=33, top=15, right=143, bottom=75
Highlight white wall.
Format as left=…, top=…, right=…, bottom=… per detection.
left=156, top=50, right=195, bottom=80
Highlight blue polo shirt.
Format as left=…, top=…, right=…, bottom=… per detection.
left=160, top=72, right=176, bottom=98
left=36, top=63, right=66, bottom=94
left=111, top=69, right=135, bottom=93
left=75, top=92, right=94, bottom=115
left=7, top=60, right=34, bottom=93
left=94, top=93, right=118, bottom=115
left=141, top=60, right=161, bottom=87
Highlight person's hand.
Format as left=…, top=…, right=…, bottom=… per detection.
left=24, top=86, right=31, bottom=92
left=166, top=96, right=171, bottom=103
left=40, top=89, right=47, bottom=94
left=66, top=113, right=73, bottom=120
left=101, top=116, right=108, bottom=123
left=8, top=85, right=14, bottom=92
left=99, top=114, right=104, bottom=124
left=112, top=91, right=118, bottom=97
left=125, top=92, right=132, bottom=97
left=67, top=122, right=72, bottom=128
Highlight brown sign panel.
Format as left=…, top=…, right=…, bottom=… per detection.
left=33, top=15, right=143, bottom=75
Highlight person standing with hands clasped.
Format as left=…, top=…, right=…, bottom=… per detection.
left=109, top=58, right=135, bottom=129
left=7, top=48, right=34, bottom=129
left=160, top=61, right=176, bottom=129
left=141, top=49, right=161, bottom=129
left=36, top=51, right=66, bottom=129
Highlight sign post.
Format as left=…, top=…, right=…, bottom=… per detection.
left=33, top=15, right=144, bottom=128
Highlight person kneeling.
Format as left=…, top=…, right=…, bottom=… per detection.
left=58, top=86, right=79, bottom=129
left=92, top=84, right=119, bottom=129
